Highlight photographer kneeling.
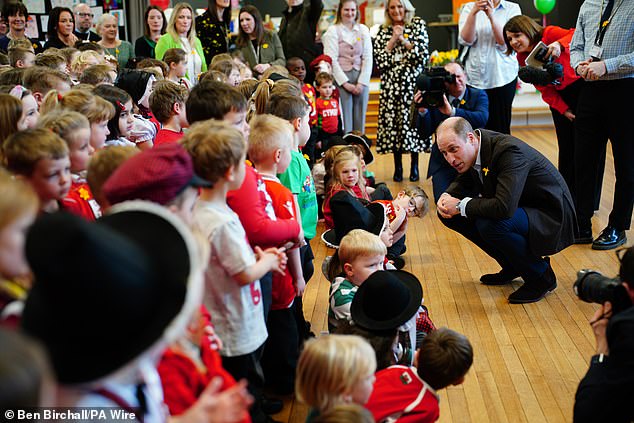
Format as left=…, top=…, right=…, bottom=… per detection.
left=414, top=62, right=489, bottom=202
left=574, top=246, right=634, bottom=423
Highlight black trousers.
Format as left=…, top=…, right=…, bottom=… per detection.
left=485, top=78, right=517, bottom=135
left=574, top=79, right=634, bottom=231
left=550, top=79, right=605, bottom=209
left=261, top=304, right=300, bottom=395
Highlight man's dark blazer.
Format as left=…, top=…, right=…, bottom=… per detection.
left=418, top=86, right=488, bottom=201
left=74, top=30, right=101, bottom=42
left=446, top=129, right=577, bottom=256
left=574, top=305, right=634, bottom=423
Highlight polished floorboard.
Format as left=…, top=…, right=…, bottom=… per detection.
left=271, top=128, right=630, bottom=423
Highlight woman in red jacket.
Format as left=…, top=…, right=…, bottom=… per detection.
left=503, top=15, right=604, bottom=206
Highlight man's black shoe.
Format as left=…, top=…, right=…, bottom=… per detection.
left=480, top=270, right=519, bottom=286
left=508, top=265, right=556, bottom=304
left=261, top=398, right=283, bottom=415
left=592, top=226, right=626, bottom=250
left=575, top=228, right=593, bottom=244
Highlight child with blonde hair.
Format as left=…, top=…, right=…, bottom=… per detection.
left=323, top=148, right=371, bottom=229
left=79, top=64, right=116, bottom=86
left=70, top=50, right=102, bottom=80
left=0, top=170, right=38, bottom=328
left=248, top=114, right=303, bottom=394
left=40, top=88, right=115, bottom=150
left=38, top=110, right=100, bottom=220
left=0, top=93, right=23, bottom=143
left=327, top=229, right=386, bottom=330
left=296, top=334, right=376, bottom=421
left=3, top=128, right=71, bottom=213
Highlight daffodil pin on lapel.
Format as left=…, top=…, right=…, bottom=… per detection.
left=483, top=167, right=489, bottom=176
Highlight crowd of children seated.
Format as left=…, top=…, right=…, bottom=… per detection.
left=0, top=35, right=474, bottom=423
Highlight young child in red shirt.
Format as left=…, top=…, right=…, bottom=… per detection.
left=366, top=328, right=473, bottom=423
left=38, top=110, right=100, bottom=220
left=150, top=80, right=189, bottom=146
left=314, top=72, right=343, bottom=155
left=248, top=114, right=304, bottom=395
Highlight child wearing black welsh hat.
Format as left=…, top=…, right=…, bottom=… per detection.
left=349, top=269, right=434, bottom=367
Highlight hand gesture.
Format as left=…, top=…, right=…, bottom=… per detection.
left=563, top=109, right=575, bottom=122
left=255, top=246, right=288, bottom=275
left=544, top=41, right=562, bottom=60
left=414, top=91, right=428, bottom=113
left=254, top=63, right=271, bottom=74
left=176, top=378, right=253, bottom=423
left=436, top=193, right=460, bottom=219
left=438, top=94, right=453, bottom=116
left=589, top=301, right=612, bottom=355
left=392, top=25, right=404, bottom=40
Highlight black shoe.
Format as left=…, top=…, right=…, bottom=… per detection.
left=261, top=397, right=284, bottom=415
left=387, top=255, right=405, bottom=269
left=409, top=152, right=419, bottom=181
left=393, top=152, right=403, bottom=182
left=575, top=228, right=593, bottom=244
left=480, top=270, right=519, bottom=286
left=592, top=226, right=626, bottom=250
left=508, top=265, right=556, bottom=304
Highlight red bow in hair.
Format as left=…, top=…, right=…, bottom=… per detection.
left=116, top=100, right=125, bottom=111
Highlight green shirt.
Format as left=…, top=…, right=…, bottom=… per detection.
left=278, top=150, right=317, bottom=240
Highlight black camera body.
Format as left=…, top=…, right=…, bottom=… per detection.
left=415, top=67, right=456, bottom=108
left=574, top=270, right=633, bottom=314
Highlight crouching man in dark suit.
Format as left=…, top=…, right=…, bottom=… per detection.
left=415, top=61, right=489, bottom=202
left=435, top=117, right=577, bottom=303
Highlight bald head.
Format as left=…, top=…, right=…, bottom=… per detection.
left=437, top=117, right=474, bottom=140
left=74, top=3, right=94, bottom=32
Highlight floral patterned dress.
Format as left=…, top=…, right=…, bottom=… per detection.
left=195, top=10, right=229, bottom=65
left=373, top=17, right=429, bottom=154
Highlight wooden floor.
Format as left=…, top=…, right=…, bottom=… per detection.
left=272, top=128, right=632, bottom=423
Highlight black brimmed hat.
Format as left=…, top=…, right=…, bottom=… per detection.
left=21, top=201, right=204, bottom=385
left=350, top=270, right=423, bottom=331
left=343, top=132, right=374, bottom=165
left=321, top=191, right=387, bottom=248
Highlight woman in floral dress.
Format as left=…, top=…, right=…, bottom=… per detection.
left=373, top=0, right=429, bottom=182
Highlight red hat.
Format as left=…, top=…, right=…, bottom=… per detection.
left=309, top=54, right=333, bottom=72
left=103, top=143, right=211, bottom=206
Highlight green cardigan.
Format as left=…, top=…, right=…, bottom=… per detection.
left=236, top=30, right=286, bottom=74
left=155, top=33, right=208, bottom=80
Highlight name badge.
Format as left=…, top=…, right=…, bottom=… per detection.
left=589, top=44, right=603, bottom=60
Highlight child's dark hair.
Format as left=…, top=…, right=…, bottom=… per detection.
left=75, top=42, right=105, bottom=54
left=186, top=80, right=246, bottom=124
left=150, top=80, right=188, bottom=123
left=93, top=84, right=132, bottom=140
left=0, top=68, right=25, bottom=86
left=315, top=71, right=334, bottom=87
left=335, top=319, right=396, bottom=371
left=0, top=53, right=9, bottom=66
left=265, top=93, right=309, bottom=122
left=416, top=327, right=473, bottom=390
left=162, top=48, right=187, bottom=67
